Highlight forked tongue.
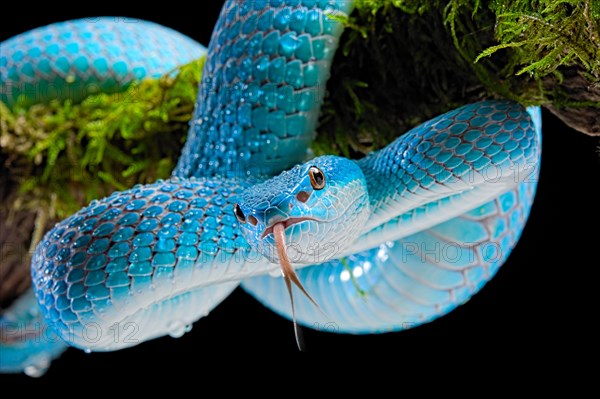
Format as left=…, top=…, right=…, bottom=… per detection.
left=273, top=223, right=321, bottom=351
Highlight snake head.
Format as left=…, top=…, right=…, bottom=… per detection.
left=235, top=156, right=370, bottom=264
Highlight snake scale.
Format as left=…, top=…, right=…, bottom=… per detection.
left=0, top=0, right=541, bottom=373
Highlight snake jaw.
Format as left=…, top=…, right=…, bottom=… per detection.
left=260, top=217, right=319, bottom=239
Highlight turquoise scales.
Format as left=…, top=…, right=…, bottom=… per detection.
left=0, top=17, right=205, bottom=106
left=243, top=182, right=538, bottom=332
left=238, top=101, right=540, bottom=331
left=0, top=17, right=207, bottom=372
left=0, top=0, right=541, bottom=372
left=173, top=0, right=355, bottom=177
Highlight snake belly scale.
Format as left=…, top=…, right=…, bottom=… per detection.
left=0, top=0, right=541, bottom=372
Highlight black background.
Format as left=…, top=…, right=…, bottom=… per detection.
left=1, top=3, right=598, bottom=382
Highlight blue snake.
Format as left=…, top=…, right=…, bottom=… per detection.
left=0, top=1, right=541, bottom=373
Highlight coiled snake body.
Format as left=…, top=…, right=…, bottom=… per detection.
left=0, top=1, right=541, bottom=373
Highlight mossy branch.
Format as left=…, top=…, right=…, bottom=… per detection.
left=316, top=0, right=599, bottom=157
left=476, top=1, right=600, bottom=80
left=0, top=58, right=204, bottom=219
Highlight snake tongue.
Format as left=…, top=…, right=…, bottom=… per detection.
left=273, top=222, right=320, bottom=350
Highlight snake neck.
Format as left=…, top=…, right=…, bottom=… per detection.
left=353, top=100, right=542, bottom=252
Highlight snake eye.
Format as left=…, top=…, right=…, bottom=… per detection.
left=308, top=166, right=326, bottom=190
left=234, top=204, right=246, bottom=224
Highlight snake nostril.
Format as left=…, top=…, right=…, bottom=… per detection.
left=248, top=215, right=258, bottom=226
left=296, top=191, right=310, bottom=203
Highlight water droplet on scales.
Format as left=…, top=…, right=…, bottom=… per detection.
left=269, top=268, right=282, bottom=278
left=24, top=357, right=50, bottom=378
left=168, top=321, right=192, bottom=338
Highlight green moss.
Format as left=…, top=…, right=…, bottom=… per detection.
left=478, top=1, right=599, bottom=78
left=0, top=58, right=203, bottom=218
left=316, top=0, right=599, bottom=157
